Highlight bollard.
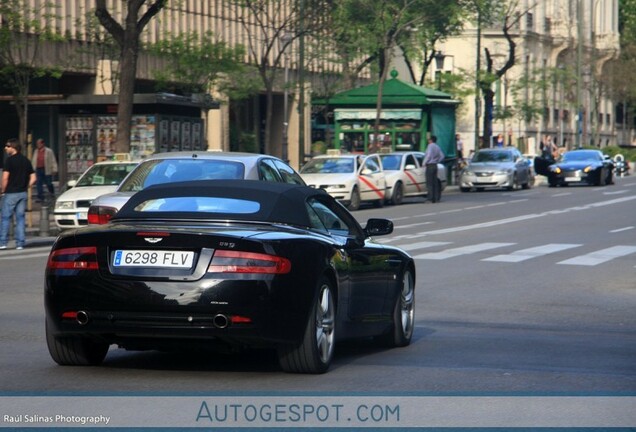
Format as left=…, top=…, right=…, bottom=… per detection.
left=39, top=205, right=50, bottom=237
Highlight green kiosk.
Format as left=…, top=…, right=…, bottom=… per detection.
left=314, top=70, right=458, bottom=160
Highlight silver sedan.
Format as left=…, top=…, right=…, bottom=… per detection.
left=87, top=152, right=305, bottom=225
left=459, top=148, right=533, bottom=192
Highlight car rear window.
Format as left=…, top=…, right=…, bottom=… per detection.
left=119, top=159, right=245, bottom=192
left=301, top=158, right=354, bottom=174
left=379, top=155, right=401, bottom=170
left=133, top=197, right=260, bottom=214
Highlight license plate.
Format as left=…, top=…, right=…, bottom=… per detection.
left=565, top=177, right=581, bottom=182
left=113, top=250, right=195, bottom=268
left=77, top=212, right=87, bottom=220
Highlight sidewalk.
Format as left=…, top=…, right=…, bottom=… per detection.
left=0, top=197, right=60, bottom=249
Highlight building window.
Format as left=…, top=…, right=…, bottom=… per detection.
left=544, top=17, right=551, bottom=33
left=526, top=12, right=534, bottom=31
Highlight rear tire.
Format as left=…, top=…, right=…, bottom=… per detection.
left=376, top=268, right=415, bottom=347
left=278, top=277, right=336, bottom=374
left=390, top=182, right=404, bottom=205
left=347, top=187, right=360, bottom=211
left=46, top=321, right=109, bottom=366
left=460, top=187, right=471, bottom=192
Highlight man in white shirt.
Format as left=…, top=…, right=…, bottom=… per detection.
left=423, top=135, right=445, bottom=203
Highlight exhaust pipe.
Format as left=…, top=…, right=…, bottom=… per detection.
left=213, top=314, right=229, bottom=329
left=76, top=311, right=89, bottom=325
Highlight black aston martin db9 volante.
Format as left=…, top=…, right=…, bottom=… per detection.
left=534, top=149, right=614, bottom=187
left=45, top=180, right=415, bottom=374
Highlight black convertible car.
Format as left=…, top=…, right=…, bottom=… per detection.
left=45, top=180, right=415, bottom=374
left=534, top=149, right=614, bottom=187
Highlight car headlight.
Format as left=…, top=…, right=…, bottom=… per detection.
left=55, top=201, right=75, bottom=210
left=551, top=167, right=562, bottom=174
left=583, top=166, right=592, bottom=173
left=463, top=171, right=475, bottom=176
left=494, top=170, right=511, bottom=175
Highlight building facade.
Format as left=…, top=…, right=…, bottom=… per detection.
left=1, top=0, right=336, bottom=172
left=431, top=0, right=621, bottom=156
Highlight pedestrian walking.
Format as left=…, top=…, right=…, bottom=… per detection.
left=31, top=138, right=58, bottom=203
left=456, top=133, right=464, bottom=161
left=1, top=139, right=36, bottom=250
left=423, top=135, right=445, bottom=203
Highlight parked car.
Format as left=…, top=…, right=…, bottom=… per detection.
left=459, top=147, right=533, bottom=192
left=535, top=149, right=614, bottom=187
left=300, top=153, right=387, bottom=210
left=45, top=180, right=415, bottom=374
left=379, top=151, right=447, bottom=205
left=87, top=152, right=305, bottom=224
left=54, top=161, right=138, bottom=229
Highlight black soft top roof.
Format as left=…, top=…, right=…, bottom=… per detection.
left=114, top=179, right=330, bottom=227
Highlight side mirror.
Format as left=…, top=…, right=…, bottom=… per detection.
left=405, top=164, right=416, bottom=170
left=360, top=168, right=372, bottom=176
left=364, top=218, right=393, bottom=237
left=66, top=180, right=77, bottom=188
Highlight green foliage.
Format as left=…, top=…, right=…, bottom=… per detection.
left=593, top=145, right=636, bottom=161
left=619, top=0, right=636, bottom=44
left=147, top=31, right=247, bottom=95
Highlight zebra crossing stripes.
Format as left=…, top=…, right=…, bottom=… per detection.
left=397, top=241, right=451, bottom=251
left=413, top=243, right=515, bottom=260
left=482, top=243, right=582, bottom=263
left=557, top=246, right=636, bottom=266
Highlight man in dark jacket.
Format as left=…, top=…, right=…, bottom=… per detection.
left=1, top=139, right=36, bottom=250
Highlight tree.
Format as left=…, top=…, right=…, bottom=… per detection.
left=94, top=0, right=167, bottom=153
left=329, top=0, right=464, bottom=152
left=147, top=31, right=248, bottom=95
left=471, top=0, right=535, bottom=148
left=0, top=0, right=64, bottom=148
left=147, top=30, right=261, bottom=150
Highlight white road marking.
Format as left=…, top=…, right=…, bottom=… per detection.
left=414, top=242, right=515, bottom=260
left=396, top=241, right=451, bottom=251
left=482, top=243, right=582, bottom=263
left=557, top=246, right=636, bottom=266
left=610, top=226, right=634, bottom=233
left=553, top=192, right=572, bottom=197
left=603, top=190, right=629, bottom=195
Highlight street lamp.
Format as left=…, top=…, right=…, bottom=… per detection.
left=434, top=51, right=445, bottom=90
left=279, top=32, right=293, bottom=162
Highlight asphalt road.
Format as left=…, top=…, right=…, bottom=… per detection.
left=0, top=177, right=634, bottom=394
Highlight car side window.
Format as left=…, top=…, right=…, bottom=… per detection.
left=273, top=160, right=305, bottom=185
left=414, top=153, right=425, bottom=167
left=404, top=154, right=417, bottom=169
left=259, top=159, right=283, bottom=182
left=363, top=156, right=381, bottom=173
left=307, top=198, right=350, bottom=236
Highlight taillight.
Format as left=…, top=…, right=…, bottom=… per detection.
left=87, top=206, right=117, bottom=225
left=208, top=250, right=291, bottom=274
left=47, top=247, right=98, bottom=270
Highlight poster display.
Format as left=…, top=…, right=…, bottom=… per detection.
left=62, top=114, right=203, bottom=184
left=64, top=116, right=95, bottom=178
left=130, top=115, right=156, bottom=159
left=96, top=116, right=117, bottom=160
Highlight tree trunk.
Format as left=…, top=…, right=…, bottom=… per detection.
left=114, top=35, right=139, bottom=153
left=264, top=84, right=274, bottom=157
left=482, top=88, right=495, bottom=148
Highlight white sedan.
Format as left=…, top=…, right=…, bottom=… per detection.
left=379, top=151, right=447, bottom=205
left=54, top=161, right=138, bottom=229
left=300, top=153, right=387, bottom=210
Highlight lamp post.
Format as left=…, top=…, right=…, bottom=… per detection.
left=434, top=50, right=445, bottom=90
left=474, top=9, right=482, bottom=149
left=279, top=32, right=292, bottom=162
